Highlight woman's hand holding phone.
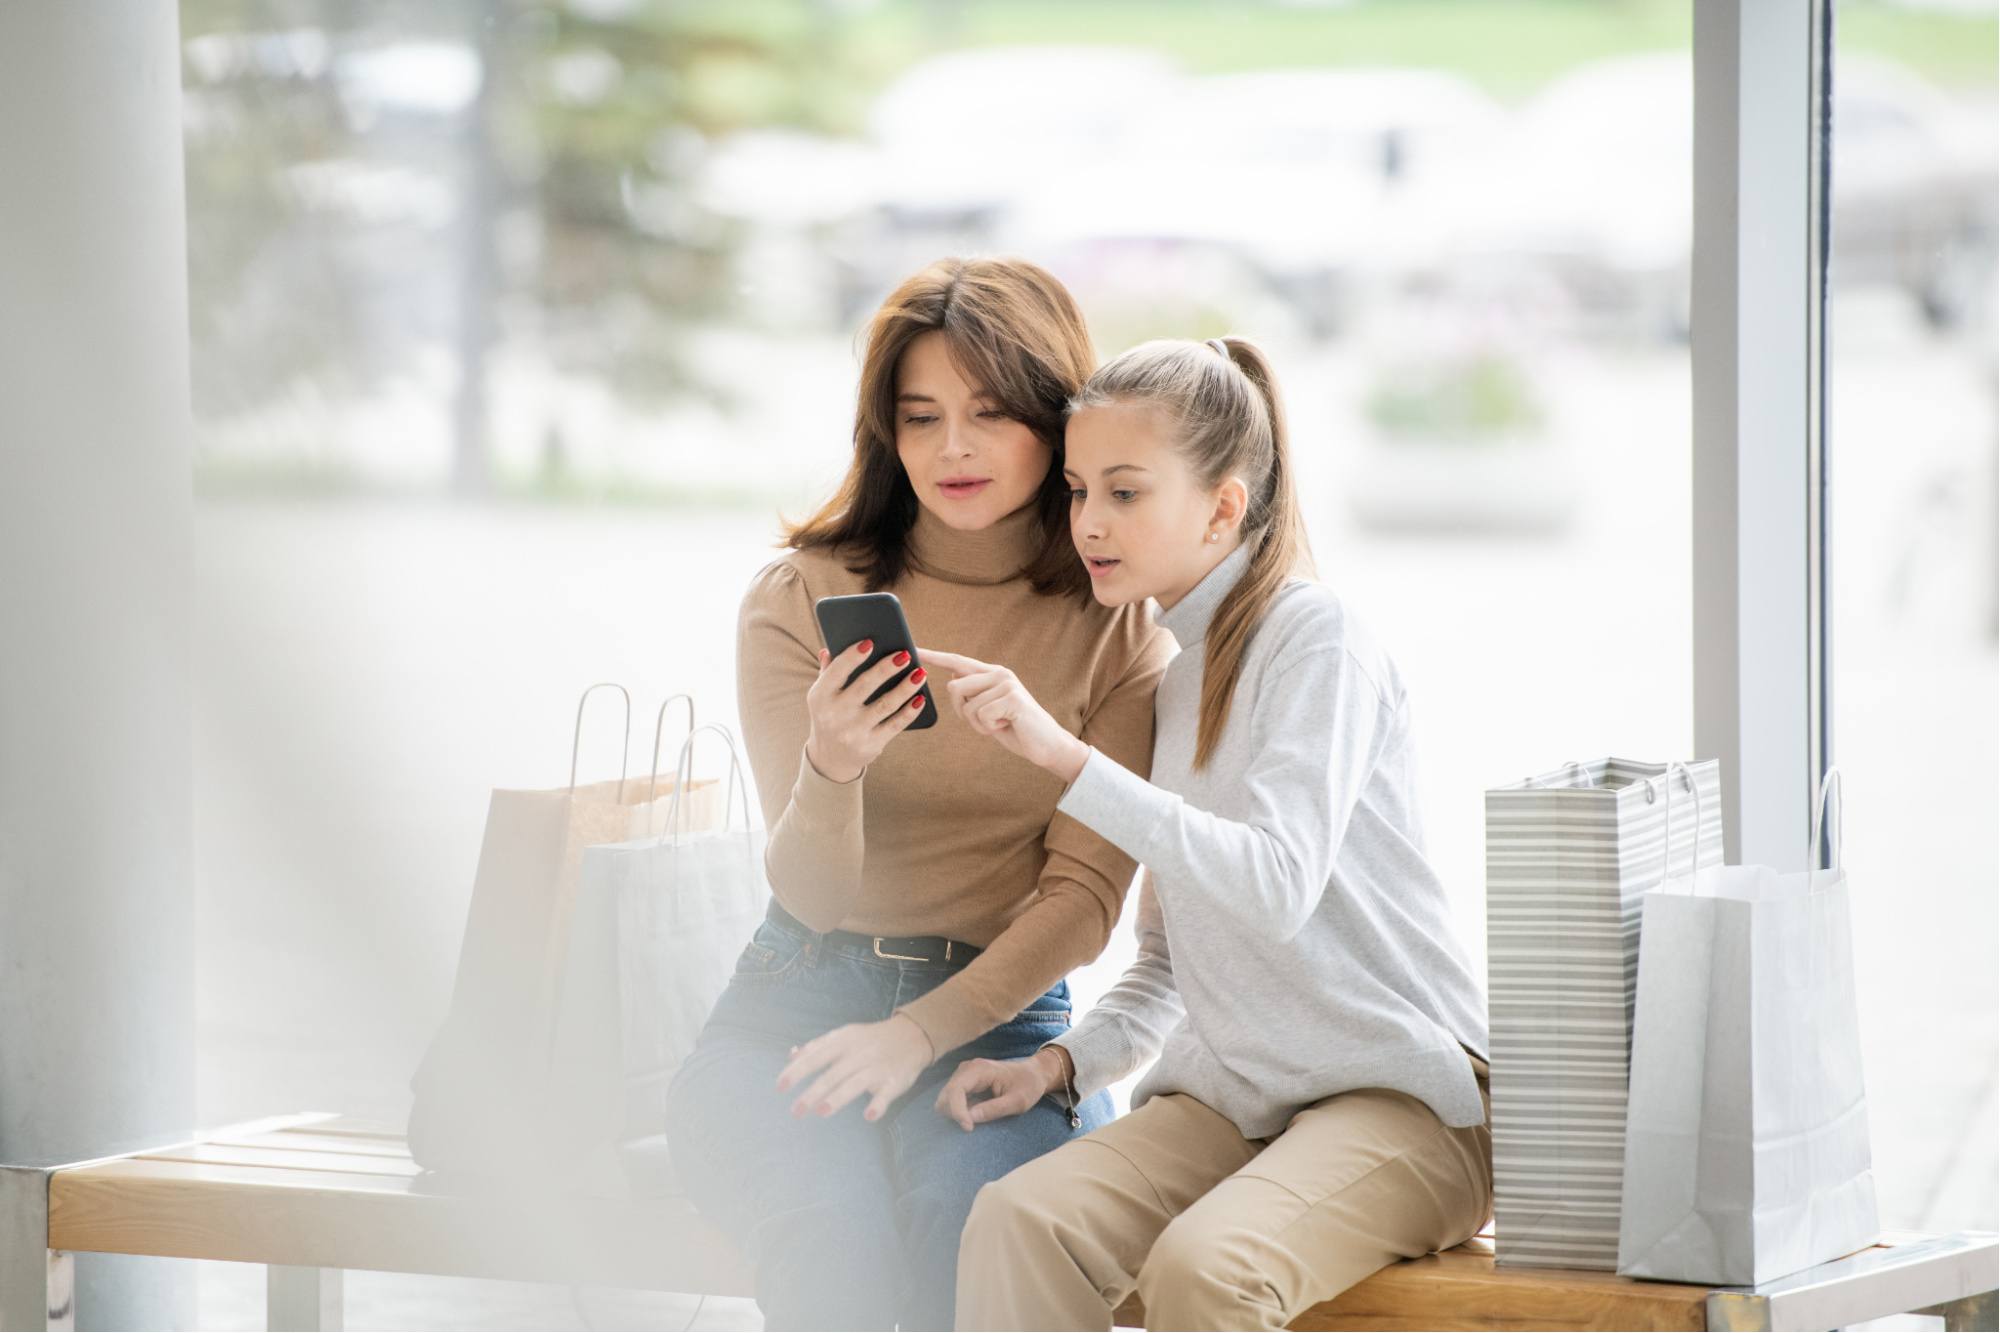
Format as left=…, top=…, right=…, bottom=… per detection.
left=917, top=649, right=1090, bottom=784
left=803, top=639, right=931, bottom=783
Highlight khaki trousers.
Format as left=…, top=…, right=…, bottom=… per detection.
left=956, top=1059, right=1492, bottom=1331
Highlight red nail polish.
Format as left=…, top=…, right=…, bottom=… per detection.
left=893, top=650, right=910, bottom=666
left=911, top=696, right=926, bottom=710
left=910, top=668, right=926, bottom=684
left=857, top=639, right=873, bottom=655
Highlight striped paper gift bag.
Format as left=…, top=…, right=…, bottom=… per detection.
left=1484, top=757, right=1724, bottom=1270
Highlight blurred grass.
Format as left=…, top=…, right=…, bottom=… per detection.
left=193, top=456, right=786, bottom=511
left=819, top=0, right=1994, bottom=100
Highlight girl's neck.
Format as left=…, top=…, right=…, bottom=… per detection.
left=1155, top=535, right=1248, bottom=614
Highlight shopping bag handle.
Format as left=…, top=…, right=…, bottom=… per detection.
left=568, top=682, right=633, bottom=800
left=1532, top=759, right=1595, bottom=789
left=663, top=723, right=753, bottom=845
left=1809, top=767, right=1844, bottom=880
left=645, top=694, right=698, bottom=809
left=1657, top=761, right=1702, bottom=885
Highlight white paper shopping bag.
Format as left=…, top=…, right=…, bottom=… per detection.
left=568, top=723, right=769, bottom=1144
left=409, top=688, right=721, bottom=1179
left=1617, top=768, right=1879, bottom=1286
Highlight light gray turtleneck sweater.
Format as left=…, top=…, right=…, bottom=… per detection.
left=1051, top=541, right=1490, bottom=1137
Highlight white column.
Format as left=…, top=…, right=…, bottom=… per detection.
left=1691, top=0, right=1822, bottom=870
left=0, top=3, right=196, bottom=1328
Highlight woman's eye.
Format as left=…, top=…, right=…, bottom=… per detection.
left=903, top=414, right=936, bottom=426
left=1068, top=488, right=1087, bottom=502
left=978, top=409, right=1008, bottom=420
left=1112, top=490, right=1138, bottom=502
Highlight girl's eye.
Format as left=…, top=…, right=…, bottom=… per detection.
left=1068, top=488, right=1087, bottom=502
left=1112, top=490, right=1138, bottom=503
left=978, top=409, right=1008, bottom=420
left=903, top=414, right=936, bottom=426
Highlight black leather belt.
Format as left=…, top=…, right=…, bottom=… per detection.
left=767, top=899, right=982, bottom=966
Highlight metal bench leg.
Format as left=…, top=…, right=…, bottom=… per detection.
left=0, top=1251, right=72, bottom=1332
left=1918, top=1290, right=1998, bottom=1332
left=40, top=1254, right=72, bottom=1333
left=1, top=1166, right=70, bottom=1332
left=267, top=1266, right=342, bottom=1332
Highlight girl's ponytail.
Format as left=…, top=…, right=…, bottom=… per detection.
left=1198, top=337, right=1314, bottom=768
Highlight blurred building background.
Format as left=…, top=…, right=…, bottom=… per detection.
left=178, top=0, right=1995, bottom=1326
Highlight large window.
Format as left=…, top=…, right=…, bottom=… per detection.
left=1826, top=0, right=1997, bottom=1236
left=178, top=0, right=1994, bottom=1322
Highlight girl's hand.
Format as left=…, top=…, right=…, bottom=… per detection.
left=804, top=640, right=931, bottom=783
left=934, top=1048, right=1069, bottom=1131
left=917, top=649, right=1089, bottom=783
left=776, top=1012, right=935, bottom=1123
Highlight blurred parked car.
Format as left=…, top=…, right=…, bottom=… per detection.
left=838, top=46, right=1180, bottom=318
left=1398, top=52, right=1996, bottom=341
left=1003, top=66, right=1504, bottom=341
left=1831, top=58, right=1999, bottom=330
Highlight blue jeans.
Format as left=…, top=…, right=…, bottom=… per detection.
left=665, top=903, right=1113, bottom=1331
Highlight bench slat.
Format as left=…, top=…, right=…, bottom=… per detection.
left=210, top=1130, right=413, bottom=1162
left=1112, top=1245, right=1714, bottom=1331
left=48, top=1160, right=754, bottom=1295
left=134, top=1145, right=424, bottom=1178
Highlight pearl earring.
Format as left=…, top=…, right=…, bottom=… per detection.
left=1207, top=532, right=1218, bottom=543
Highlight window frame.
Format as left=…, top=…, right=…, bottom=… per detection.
left=1690, top=0, right=1834, bottom=870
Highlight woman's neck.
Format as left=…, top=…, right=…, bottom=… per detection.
left=905, top=499, right=1043, bottom=586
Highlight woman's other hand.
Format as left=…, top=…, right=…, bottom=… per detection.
left=918, top=648, right=1089, bottom=783
left=776, top=1012, right=935, bottom=1123
left=803, top=640, right=930, bottom=783
left=933, top=1047, right=1070, bottom=1132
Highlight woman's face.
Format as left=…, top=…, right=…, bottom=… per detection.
left=1064, top=399, right=1246, bottom=611
left=894, top=331, right=1051, bottom=531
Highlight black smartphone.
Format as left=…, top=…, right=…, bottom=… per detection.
left=813, top=592, right=937, bottom=730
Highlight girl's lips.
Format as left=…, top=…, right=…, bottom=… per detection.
left=1085, top=556, right=1122, bottom=579
left=938, top=479, right=992, bottom=499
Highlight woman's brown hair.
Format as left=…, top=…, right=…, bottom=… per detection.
left=1070, top=336, right=1315, bottom=768
left=784, top=257, right=1095, bottom=598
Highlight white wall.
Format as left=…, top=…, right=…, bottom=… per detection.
left=0, top=2, right=196, bottom=1327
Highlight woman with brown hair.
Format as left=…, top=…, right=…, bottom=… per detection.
left=665, top=258, right=1172, bottom=1331
left=923, top=336, right=1491, bottom=1330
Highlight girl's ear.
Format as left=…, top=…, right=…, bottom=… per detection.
left=1209, top=475, right=1250, bottom=535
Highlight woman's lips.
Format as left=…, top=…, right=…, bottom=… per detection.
left=1085, top=556, right=1122, bottom=579
left=937, top=478, right=991, bottom=499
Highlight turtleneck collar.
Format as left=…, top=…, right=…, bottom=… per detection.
left=906, top=498, right=1045, bottom=586
left=1157, top=539, right=1257, bottom=649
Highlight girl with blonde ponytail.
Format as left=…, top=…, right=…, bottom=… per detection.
left=921, top=335, right=1492, bottom=1331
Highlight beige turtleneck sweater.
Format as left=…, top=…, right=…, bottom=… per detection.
left=734, top=501, right=1174, bottom=1056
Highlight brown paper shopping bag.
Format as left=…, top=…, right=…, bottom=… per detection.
left=408, top=687, right=721, bottom=1181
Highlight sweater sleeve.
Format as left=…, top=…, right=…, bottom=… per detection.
left=1047, top=869, right=1184, bottom=1100
left=733, top=560, right=866, bottom=930
left=1055, top=646, right=1388, bottom=943
left=894, top=617, right=1174, bottom=1057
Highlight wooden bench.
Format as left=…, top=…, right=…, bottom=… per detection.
left=3, top=1113, right=1994, bottom=1331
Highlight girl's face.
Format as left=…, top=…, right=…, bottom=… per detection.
left=894, top=331, right=1051, bottom=531
left=1064, top=399, right=1248, bottom=611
